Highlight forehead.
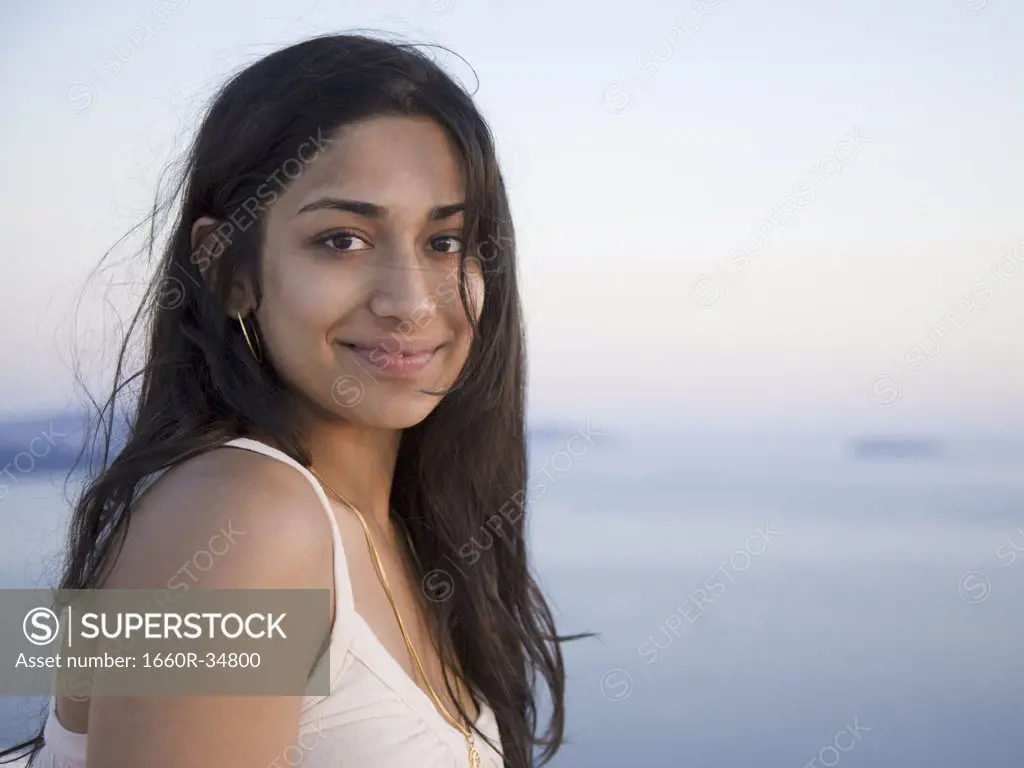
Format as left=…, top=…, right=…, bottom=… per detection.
left=284, top=115, right=466, bottom=213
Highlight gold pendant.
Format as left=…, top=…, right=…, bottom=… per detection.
left=468, top=742, right=481, bottom=768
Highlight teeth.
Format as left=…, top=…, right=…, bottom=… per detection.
left=359, top=348, right=431, bottom=363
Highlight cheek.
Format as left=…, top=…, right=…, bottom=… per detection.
left=257, top=258, right=344, bottom=365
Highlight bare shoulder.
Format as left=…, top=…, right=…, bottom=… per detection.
left=85, top=445, right=335, bottom=767
left=101, top=442, right=333, bottom=594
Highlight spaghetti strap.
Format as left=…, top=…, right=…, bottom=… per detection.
left=222, top=436, right=356, bottom=615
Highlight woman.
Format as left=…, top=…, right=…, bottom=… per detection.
left=1, top=32, right=574, bottom=768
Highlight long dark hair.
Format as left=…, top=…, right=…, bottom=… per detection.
left=1, top=32, right=578, bottom=768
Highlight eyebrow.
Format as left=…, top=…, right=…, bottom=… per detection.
left=295, top=197, right=466, bottom=221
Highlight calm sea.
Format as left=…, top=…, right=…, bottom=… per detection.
left=2, top=432, right=1022, bottom=766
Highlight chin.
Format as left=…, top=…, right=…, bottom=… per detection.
left=338, top=393, right=441, bottom=430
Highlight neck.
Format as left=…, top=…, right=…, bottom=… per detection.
left=299, top=408, right=401, bottom=533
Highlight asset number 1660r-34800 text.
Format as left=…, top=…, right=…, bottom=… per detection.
left=143, top=652, right=261, bottom=668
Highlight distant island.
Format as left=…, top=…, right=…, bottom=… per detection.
left=0, top=410, right=600, bottom=474
left=0, top=411, right=91, bottom=473
left=848, top=436, right=944, bottom=461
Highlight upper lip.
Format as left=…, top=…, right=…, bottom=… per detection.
left=341, top=339, right=443, bottom=356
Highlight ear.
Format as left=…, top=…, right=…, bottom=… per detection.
left=190, top=216, right=254, bottom=317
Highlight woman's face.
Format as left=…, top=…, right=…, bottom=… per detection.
left=239, top=115, right=484, bottom=429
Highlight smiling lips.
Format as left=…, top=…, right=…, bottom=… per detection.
left=341, top=341, right=442, bottom=378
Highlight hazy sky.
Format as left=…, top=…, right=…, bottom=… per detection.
left=1, top=0, right=1021, bottom=432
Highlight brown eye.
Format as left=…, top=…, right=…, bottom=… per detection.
left=428, top=235, right=463, bottom=254
left=317, top=230, right=371, bottom=253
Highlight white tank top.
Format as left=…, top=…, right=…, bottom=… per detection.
left=25, top=436, right=506, bottom=768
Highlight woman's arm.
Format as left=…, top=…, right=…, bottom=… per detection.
left=85, top=447, right=335, bottom=768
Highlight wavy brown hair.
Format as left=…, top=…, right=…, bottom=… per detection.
left=1, top=32, right=581, bottom=768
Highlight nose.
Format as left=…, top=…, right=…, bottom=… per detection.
left=367, top=246, right=440, bottom=328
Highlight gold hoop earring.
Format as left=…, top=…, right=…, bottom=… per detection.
left=236, top=312, right=263, bottom=363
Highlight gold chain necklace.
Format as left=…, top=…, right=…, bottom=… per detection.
left=307, top=466, right=481, bottom=768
